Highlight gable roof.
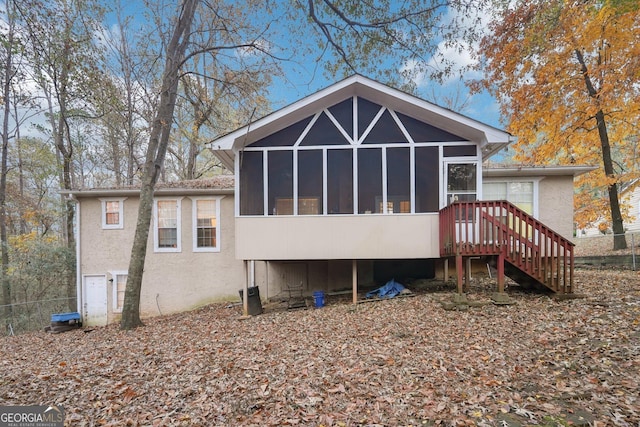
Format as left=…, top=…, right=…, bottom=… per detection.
left=208, top=75, right=512, bottom=170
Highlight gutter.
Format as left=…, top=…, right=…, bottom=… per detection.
left=483, top=165, right=598, bottom=177
left=60, top=188, right=234, bottom=198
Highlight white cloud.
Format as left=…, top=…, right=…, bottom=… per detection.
left=401, top=3, right=492, bottom=87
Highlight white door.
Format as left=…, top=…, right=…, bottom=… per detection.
left=443, top=161, right=478, bottom=208
left=83, top=275, right=108, bottom=326
left=444, top=162, right=480, bottom=243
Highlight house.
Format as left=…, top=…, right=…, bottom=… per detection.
left=576, top=179, right=640, bottom=237
left=66, top=75, right=594, bottom=326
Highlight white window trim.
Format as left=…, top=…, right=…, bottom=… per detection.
left=441, top=160, right=481, bottom=209
left=99, top=198, right=126, bottom=229
left=153, top=197, right=183, bottom=253
left=483, top=178, right=540, bottom=218
left=191, top=196, right=223, bottom=253
left=110, top=270, right=128, bottom=313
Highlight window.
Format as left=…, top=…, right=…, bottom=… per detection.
left=100, top=198, right=126, bottom=229
left=192, top=197, right=221, bottom=252
left=443, top=145, right=477, bottom=157
left=240, top=151, right=264, bottom=215
left=358, top=148, right=382, bottom=213
left=446, top=162, right=477, bottom=205
left=154, top=198, right=182, bottom=252
left=484, top=180, right=536, bottom=215
left=237, top=96, right=481, bottom=217
left=268, top=151, right=293, bottom=215
left=327, top=149, right=353, bottom=214
left=298, top=150, right=323, bottom=215
left=415, top=146, right=439, bottom=212
left=387, top=147, right=410, bottom=213
left=111, top=271, right=127, bottom=313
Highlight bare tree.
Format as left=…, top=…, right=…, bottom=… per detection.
left=1, top=0, right=19, bottom=326
left=121, top=0, right=199, bottom=329
left=18, top=0, right=107, bottom=309
left=120, top=0, right=491, bottom=329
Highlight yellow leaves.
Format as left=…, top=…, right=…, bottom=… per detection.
left=8, top=231, right=59, bottom=253
left=482, top=1, right=640, bottom=227
left=9, top=231, right=39, bottom=252
left=597, top=222, right=610, bottom=233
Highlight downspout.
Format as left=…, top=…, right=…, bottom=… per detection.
left=243, top=260, right=248, bottom=316
left=70, top=195, right=82, bottom=315
left=250, top=260, right=255, bottom=287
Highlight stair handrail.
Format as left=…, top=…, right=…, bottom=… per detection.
left=439, top=200, right=575, bottom=293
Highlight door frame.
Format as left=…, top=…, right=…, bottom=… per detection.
left=82, top=274, right=108, bottom=326
left=442, top=160, right=480, bottom=208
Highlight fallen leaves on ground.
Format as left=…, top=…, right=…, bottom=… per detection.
left=1, top=268, right=639, bottom=426
left=574, top=234, right=640, bottom=257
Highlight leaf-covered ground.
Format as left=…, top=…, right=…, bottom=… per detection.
left=1, top=269, right=639, bottom=426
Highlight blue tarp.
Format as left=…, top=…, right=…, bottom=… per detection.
left=365, top=279, right=405, bottom=299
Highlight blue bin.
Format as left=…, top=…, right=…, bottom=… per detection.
left=313, top=291, right=325, bottom=308
left=51, top=312, right=81, bottom=322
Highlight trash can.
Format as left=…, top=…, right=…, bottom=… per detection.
left=239, top=286, right=263, bottom=316
left=313, top=290, right=325, bottom=308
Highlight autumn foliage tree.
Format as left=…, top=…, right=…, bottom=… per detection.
left=477, top=0, right=640, bottom=250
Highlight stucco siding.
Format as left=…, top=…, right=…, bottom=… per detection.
left=78, top=194, right=245, bottom=324
left=235, top=214, right=440, bottom=260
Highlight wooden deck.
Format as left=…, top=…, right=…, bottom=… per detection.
left=439, top=201, right=575, bottom=294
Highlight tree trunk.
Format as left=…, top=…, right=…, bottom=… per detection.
left=120, top=176, right=154, bottom=329
left=13, top=95, right=26, bottom=235
left=575, top=49, right=626, bottom=250
left=595, top=109, right=627, bottom=249
left=1, top=0, right=16, bottom=329
left=55, top=89, right=78, bottom=311
left=121, top=0, right=199, bottom=330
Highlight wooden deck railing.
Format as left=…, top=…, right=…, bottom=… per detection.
left=439, top=200, right=575, bottom=293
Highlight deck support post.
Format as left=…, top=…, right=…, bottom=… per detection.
left=455, top=254, right=464, bottom=294
left=497, top=252, right=505, bottom=293
left=465, top=257, right=472, bottom=292
left=242, top=260, right=249, bottom=316
left=352, top=259, right=358, bottom=304
left=443, top=258, right=449, bottom=285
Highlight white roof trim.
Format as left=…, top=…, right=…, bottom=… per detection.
left=208, top=75, right=511, bottom=164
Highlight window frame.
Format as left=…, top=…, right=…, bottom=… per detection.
left=153, top=197, right=183, bottom=253
left=110, top=270, right=128, bottom=313
left=443, top=160, right=480, bottom=208
left=482, top=178, right=539, bottom=218
left=100, top=198, right=126, bottom=229
left=191, top=196, right=222, bottom=252
left=236, top=96, right=480, bottom=217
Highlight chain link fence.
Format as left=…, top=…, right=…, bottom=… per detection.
left=1, top=297, right=77, bottom=336
left=574, top=232, right=640, bottom=270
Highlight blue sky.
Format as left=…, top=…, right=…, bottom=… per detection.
left=105, top=0, right=504, bottom=131
left=269, top=68, right=501, bottom=122
left=15, top=1, right=504, bottom=141
left=269, top=72, right=502, bottom=130
left=256, top=4, right=504, bottom=131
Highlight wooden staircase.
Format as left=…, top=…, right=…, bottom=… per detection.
left=439, top=201, right=575, bottom=294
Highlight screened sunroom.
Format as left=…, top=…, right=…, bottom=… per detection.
left=210, top=75, right=510, bottom=262
left=238, top=96, right=482, bottom=218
